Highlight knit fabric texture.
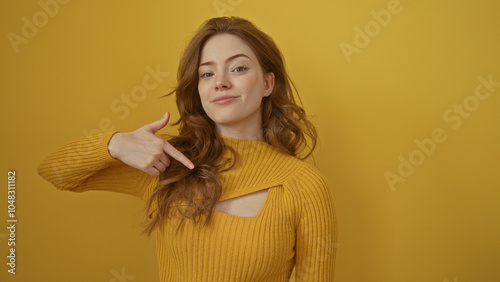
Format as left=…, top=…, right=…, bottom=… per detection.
left=38, top=132, right=338, bottom=281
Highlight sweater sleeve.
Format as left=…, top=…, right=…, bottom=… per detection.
left=37, top=131, right=155, bottom=200
left=288, top=163, right=338, bottom=281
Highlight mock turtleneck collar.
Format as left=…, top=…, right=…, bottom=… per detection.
left=216, top=136, right=304, bottom=201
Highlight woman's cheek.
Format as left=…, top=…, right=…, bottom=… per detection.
left=198, top=83, right=210, bottom=100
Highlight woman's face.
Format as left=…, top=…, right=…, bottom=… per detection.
left=198, top=33, right=274, bottom=139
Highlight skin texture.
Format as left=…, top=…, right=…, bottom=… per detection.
left=198, top=33, right=275, bottom=141
left=108, top=112, right=194, bottom=177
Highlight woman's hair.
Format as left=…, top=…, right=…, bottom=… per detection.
left=141, top=16, right=317, bottom=236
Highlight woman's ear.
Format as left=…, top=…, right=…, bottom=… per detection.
left=263, top=72, right=275, bottom=97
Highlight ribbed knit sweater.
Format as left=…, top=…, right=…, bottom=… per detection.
left=37, top=132, right=338, bottom=281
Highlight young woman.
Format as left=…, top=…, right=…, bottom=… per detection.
left=38, top=16, right=337, bottom=281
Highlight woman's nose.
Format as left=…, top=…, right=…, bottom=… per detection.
left=215, top=73, right=231, bottom=90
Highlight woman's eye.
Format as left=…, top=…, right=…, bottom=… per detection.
left=234, top=66, right=247, bottom=72
left=200, top=72, right=213, bottom=78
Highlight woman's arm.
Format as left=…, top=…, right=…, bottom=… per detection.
left=37, top=131, right=150, bottom=199
left=37, top=112, right=194, bottom=199
left=288, top=164, right=338, bottom=281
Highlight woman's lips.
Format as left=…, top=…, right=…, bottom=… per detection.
left=212, top=95, right=239, bottom=104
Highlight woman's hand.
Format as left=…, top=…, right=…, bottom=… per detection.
left=107, top=112, right=194, bottom=177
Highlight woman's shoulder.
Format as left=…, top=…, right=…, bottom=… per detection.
left=283, top=161, right=330, bottom=193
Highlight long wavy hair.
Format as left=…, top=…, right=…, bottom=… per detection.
left=141, top=16, right=317, bottom=236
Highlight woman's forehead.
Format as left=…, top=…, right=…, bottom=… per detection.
left=199, top=34, right=257, bottom=64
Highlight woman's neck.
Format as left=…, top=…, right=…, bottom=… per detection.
left=216, top=124, right=265, bottom=142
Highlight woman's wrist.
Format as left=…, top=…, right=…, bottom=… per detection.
left=107, top=132, right=123, bottom=159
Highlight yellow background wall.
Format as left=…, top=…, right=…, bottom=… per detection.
left=1, top=0, right=499, bottom=281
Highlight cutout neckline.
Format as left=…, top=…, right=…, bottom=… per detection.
left=212, top=188, right=271, bottom=219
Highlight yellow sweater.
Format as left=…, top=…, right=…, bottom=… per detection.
left=38, top=132, right=338, bottom=281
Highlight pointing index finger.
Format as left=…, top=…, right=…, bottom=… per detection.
left=162, top=142, right=194, bottom=169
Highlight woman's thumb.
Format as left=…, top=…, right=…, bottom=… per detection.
left=143, top=112, right=170, bottom=134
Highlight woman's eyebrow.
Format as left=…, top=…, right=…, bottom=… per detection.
left=199, top=53, right=251, bottom=67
